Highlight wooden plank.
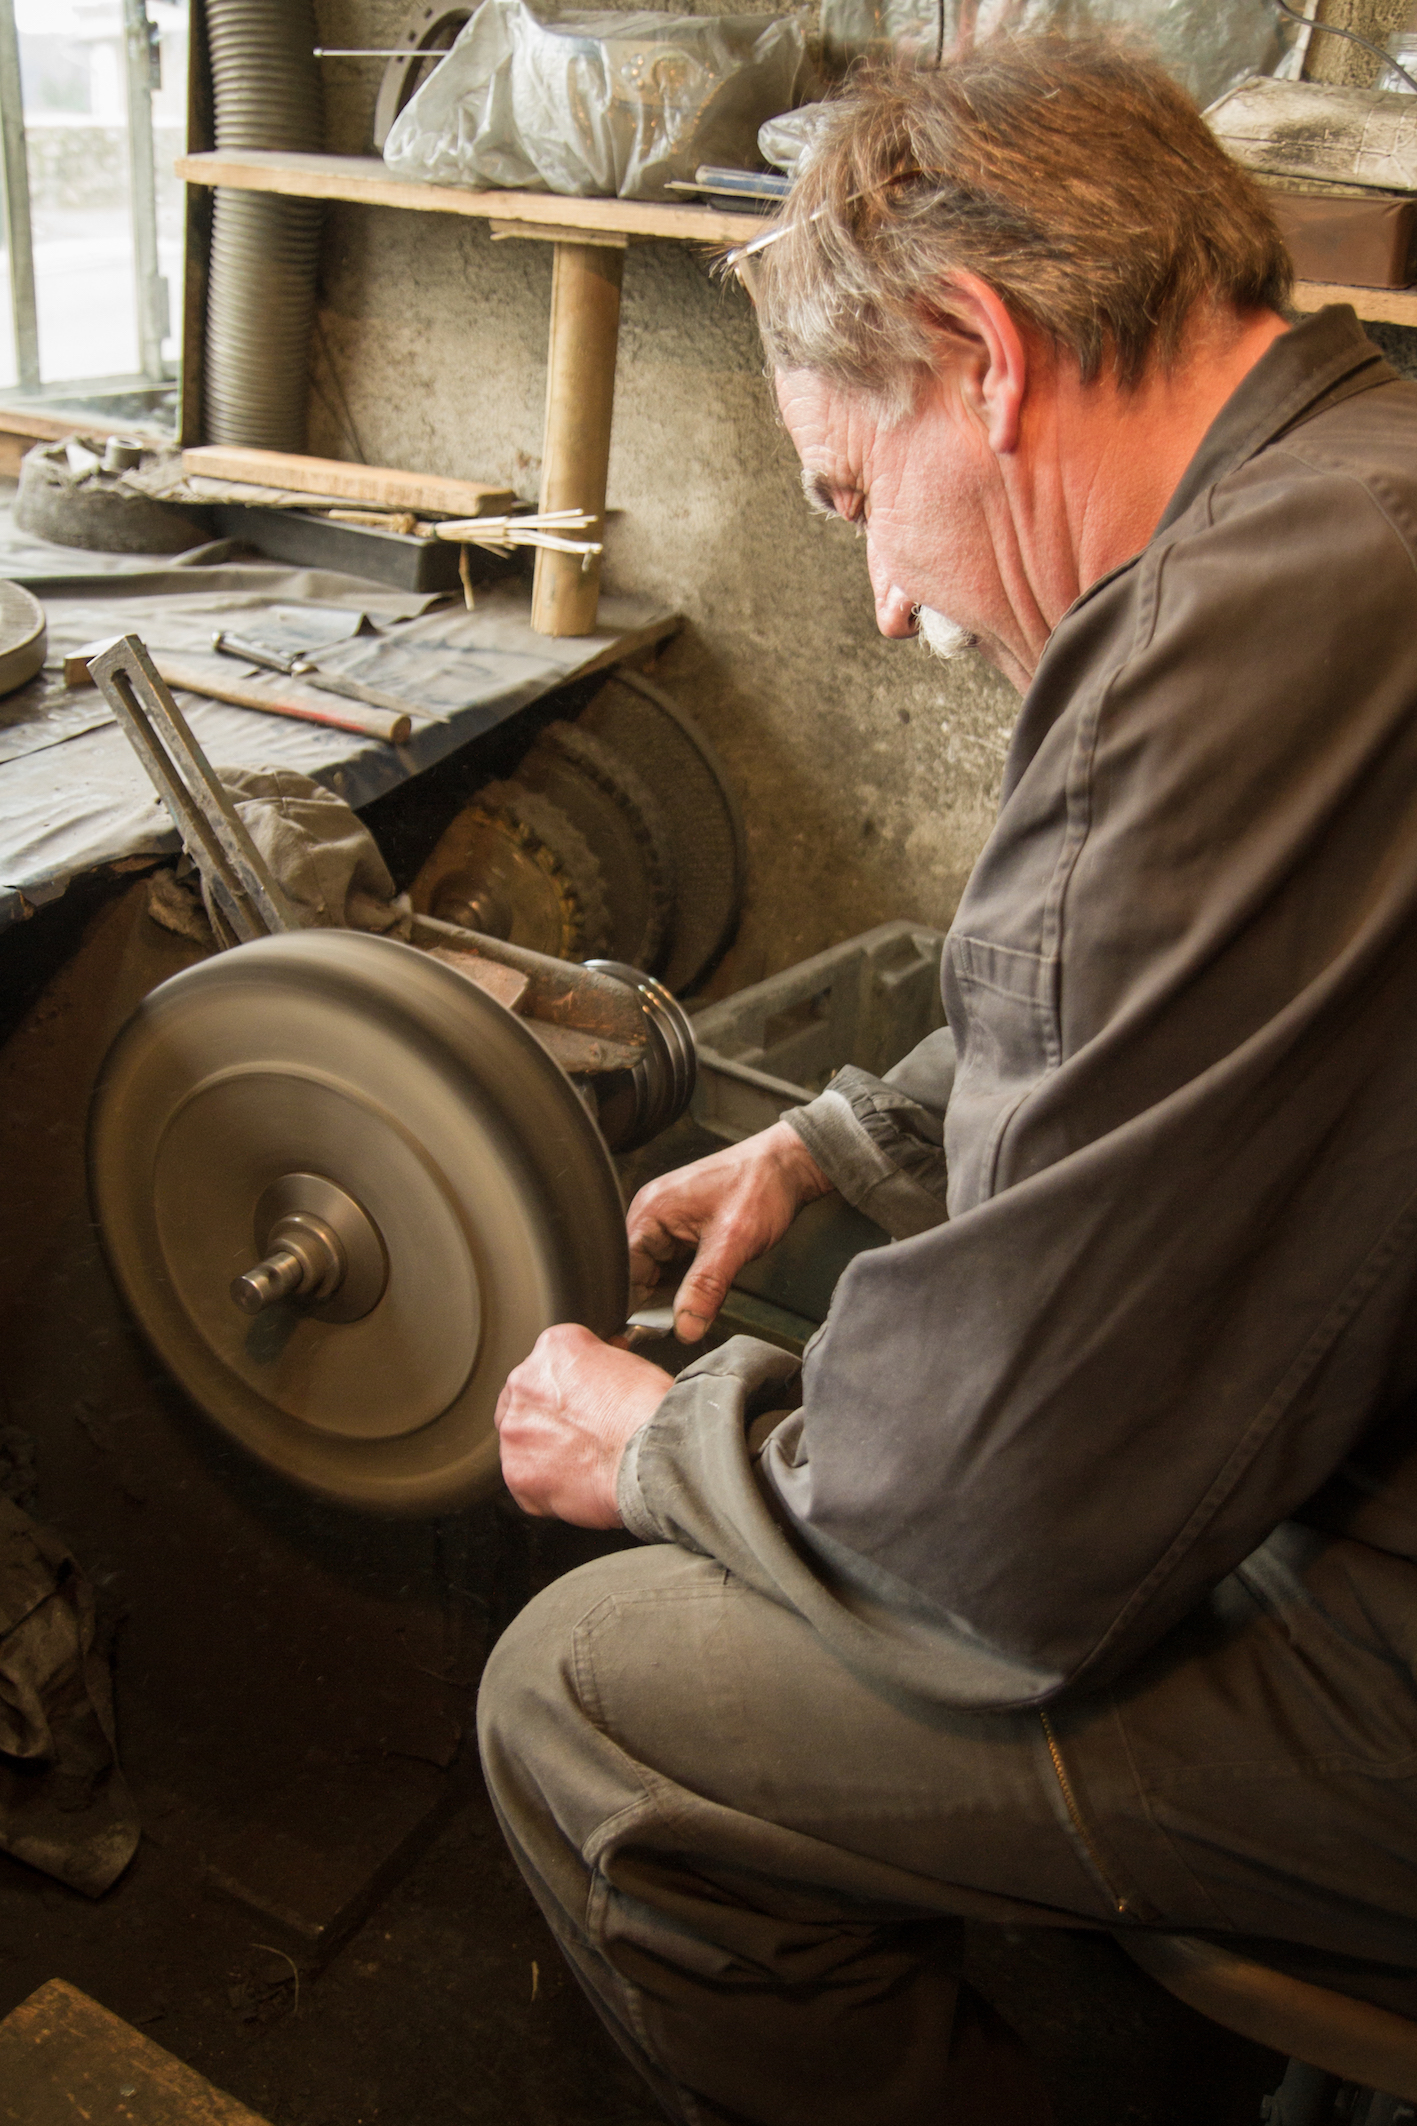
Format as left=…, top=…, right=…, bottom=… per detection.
left=0, top=409, right=170, bottom=477
left=181, top=444, right=515, bottom=516
left=1289, top=276, right=1417, bottom=325
left=174, top=148, right=774, bottom=246
left=0, top=1978, right=271, bottom=2125
left=562, top=604, right=681, bottom=681
left=203, top=1758, right=457, bottom=1962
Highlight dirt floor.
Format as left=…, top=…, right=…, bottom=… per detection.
left=0, top=878, right=1290, bottom=2126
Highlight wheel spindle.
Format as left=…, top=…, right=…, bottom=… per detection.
left=231, top=1212, right=345, bottom=1315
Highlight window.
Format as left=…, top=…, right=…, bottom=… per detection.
left=0, top=0, right=186, bottom=425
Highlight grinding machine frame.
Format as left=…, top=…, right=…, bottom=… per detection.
left=82, top=633, right=695, bottom=1512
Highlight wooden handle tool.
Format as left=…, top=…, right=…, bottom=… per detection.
left=211, top=631, right=452, bottom=725
left=154, top=656, right=412, bottom=745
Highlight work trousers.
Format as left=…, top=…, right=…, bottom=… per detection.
left=477, top=1528, right=1417, bottom=2126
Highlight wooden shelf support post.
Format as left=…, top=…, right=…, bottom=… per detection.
left=532, top=238, right=625, bottom=637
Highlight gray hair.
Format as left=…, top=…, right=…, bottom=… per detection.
left=756, top=39, right=1292, bottom=409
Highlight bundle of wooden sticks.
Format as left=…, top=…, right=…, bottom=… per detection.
left=433, top=508, right=603, bottom=570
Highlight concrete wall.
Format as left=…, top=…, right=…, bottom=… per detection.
left=309, top=0, right=1017, bottom=994
left=306, top=1, right=1417, bottom=996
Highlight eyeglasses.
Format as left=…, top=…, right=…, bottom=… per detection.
left=723, top=165, right=952, bottom=274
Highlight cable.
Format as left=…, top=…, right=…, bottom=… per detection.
left=1271, top=0, right=1417, bottom=95
left=313, top=316, right=368, bottom=465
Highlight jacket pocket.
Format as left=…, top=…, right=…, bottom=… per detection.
left=944, top=933, right=1057, bottom=1208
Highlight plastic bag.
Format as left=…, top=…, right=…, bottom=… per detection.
left=817, top=0, right=1282, bottom=112
left=1206, top=77, right=1417, bottom=192
left=759, top=102, right=832, bottom=175
left=383, top=0, right=805, bottom=201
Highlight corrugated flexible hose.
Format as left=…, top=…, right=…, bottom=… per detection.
left=204, top=0, right=324, bottom=451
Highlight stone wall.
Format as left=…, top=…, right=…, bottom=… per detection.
left=23, top=120, right=183, bottom=217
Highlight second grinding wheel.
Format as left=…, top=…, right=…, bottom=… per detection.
left=409, top=780, right=611, bottom=959
left=89, top=929, right=628, bottom=1514
left=517, top=721, right=676, bottom=974
left=581, top=671, right=746, bottom=994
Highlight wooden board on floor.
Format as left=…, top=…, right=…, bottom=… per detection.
left=0, top=1979, right=271, bottom=2125
left=203, top=1757, right=460, bottom=1963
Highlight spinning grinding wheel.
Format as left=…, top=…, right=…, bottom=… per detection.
left=89, top=930, right=628, bottom=1513
left=83, top=634, right=694, bottom=1515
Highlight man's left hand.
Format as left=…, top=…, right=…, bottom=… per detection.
left=495, top=1324, right=674, bottom=1526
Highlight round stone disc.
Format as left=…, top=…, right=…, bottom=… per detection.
left=89, top=930, right=628, bottom=1513
left=581, top=672, right=747, bottom=995
left=0, top=580, right=45, bottom=696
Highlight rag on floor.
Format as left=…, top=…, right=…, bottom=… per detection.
left=0, top=1496, right=139, bottom=1895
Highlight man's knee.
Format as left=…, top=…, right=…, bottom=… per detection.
left=477, top=1541, right=718, bottom=1839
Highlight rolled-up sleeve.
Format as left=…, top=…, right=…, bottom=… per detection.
left=784, top=1028, right=955, bottom=1239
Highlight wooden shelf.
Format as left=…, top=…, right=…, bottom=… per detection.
left=175, top=150, right=772, bottom=247
left=175, top=150, right=1417, bottom=326
left=1289, top=277, right=1417, bottom=327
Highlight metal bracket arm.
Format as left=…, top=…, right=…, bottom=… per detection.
left=87, top=632, right=299, bottom=943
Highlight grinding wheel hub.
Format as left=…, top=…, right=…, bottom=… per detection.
left=89, top=930, right=628, bottom=1513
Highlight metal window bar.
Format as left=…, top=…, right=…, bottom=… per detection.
left=124, top=0, right=170, bottom=384
left=0, top=0, right=173, bottom=404
left=0, top=0, right=38, bottom=394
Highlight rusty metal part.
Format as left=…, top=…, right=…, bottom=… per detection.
left=518, top=720, right=675, bottom=972
left=410, top=781, right=610, bottom=959
left=582, top=670, right=746, bottom=994
left=413, top=922, right=693, bottom=1149
left=89, top=929, right=628, bottom=1513
left=409, top=912, right=648, bottom=1044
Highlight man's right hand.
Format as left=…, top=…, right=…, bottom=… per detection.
left=627, top=1120, right=834, bottom=1344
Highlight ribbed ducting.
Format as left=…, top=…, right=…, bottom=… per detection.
left=203, top=0, right=325, bottom=452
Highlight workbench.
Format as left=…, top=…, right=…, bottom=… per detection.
left=0, top=527, right=675, bottom=931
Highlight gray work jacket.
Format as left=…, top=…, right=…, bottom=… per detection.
left=619, top=307, right=1417, bottom=1713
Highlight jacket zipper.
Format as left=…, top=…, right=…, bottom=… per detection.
left=1039, top=1709, right=1135, bottom=1918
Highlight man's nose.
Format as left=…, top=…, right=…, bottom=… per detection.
left=865, top=539, right=919, bottom=639
left=874, top=581, right=919, bottom=639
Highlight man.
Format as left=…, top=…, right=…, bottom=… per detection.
left=482, top=38, right=1417, bottom=2125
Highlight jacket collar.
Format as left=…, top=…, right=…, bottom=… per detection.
left=1010, top=311, right=1395, bottom=788
left=1154, top=304, right=1391, bottom=536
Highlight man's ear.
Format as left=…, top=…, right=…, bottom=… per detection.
left=922, top=271, right=1028, bottom=455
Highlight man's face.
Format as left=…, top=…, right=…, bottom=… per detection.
left=776, top=363, right=1002, bottom=662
